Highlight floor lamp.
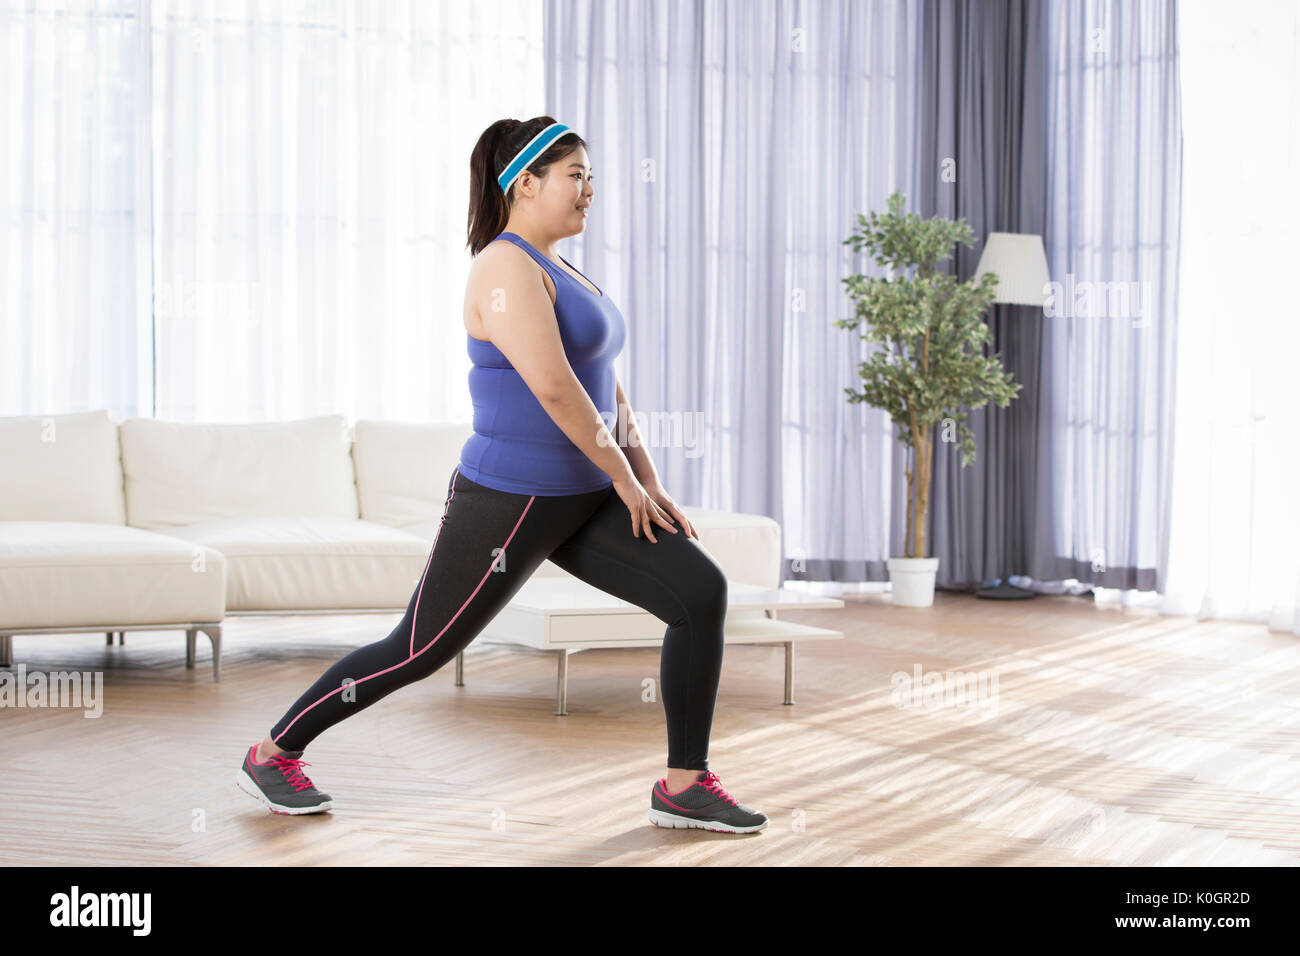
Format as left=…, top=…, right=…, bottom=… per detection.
left=971, top=232, right=1050, bottom=601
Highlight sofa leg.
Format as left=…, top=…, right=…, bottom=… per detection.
left=118, top=631, right=125, bottom=645
left=555, top=650, right=568, bottom=717
left=0, top=634, right=11, bottom=667
left=455, top=650, right=464, bottom=686
left=106, top=631, right=113, bottom=645
left=784, top=640, right=795, bottom=706
left=199, top=625, right=222, bottom=682
left=185, top=629, right=197, bottom=669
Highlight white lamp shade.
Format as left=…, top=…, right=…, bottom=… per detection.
left=973, top=232, right=1051, bottom=307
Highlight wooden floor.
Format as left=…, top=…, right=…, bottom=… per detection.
left=2, top=590, right=1297, bottom=866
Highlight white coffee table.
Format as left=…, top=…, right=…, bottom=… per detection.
left=454, top=577, right=844, bottom=714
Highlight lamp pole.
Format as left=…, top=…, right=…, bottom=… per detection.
left=970, top=233, right=1050, bottom=602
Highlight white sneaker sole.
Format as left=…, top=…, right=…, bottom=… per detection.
left=648, top=807, right=768, bottom=833
left=235, top=767, right=334, bottom=815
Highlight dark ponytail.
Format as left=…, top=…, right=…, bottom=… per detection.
left=466, top=116, right=588, bottom=257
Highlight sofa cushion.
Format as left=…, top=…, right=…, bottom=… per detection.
left=0, top=410, right=125, bottom=524
left=120, top=415, right=358, bottom=531
left=161, top=515, right=432, bottom=611
left=0, top=521, right=226, bottom=629
left=353, top=419, right=472, bottom=527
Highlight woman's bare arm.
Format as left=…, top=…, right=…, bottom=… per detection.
left=613, top=375, right=698, bottom=540
left=614, top=376, right=662, bottom=487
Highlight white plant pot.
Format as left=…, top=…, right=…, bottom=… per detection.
left=886, top=556, right=940, bottom=607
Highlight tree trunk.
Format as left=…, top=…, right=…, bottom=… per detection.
left=904, top=455, right=914, bottom=559
left=911, top=429, right=931, bottom=558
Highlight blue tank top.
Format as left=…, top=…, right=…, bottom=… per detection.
left=457, top=231, right=627, bottom=495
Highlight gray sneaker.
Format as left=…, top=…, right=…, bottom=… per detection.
left=648, top=770, right=769, bottom=833
left=235, top=743, right=334, bottom=815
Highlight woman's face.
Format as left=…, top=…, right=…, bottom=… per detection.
left=525, top=146, right=594, bottom=232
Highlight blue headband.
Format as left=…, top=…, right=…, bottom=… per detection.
left=498, top=123, right=571, bottom=194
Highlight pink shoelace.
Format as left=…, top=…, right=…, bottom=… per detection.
left=699, top=770, right=738, bottom=806
left=269, top=754, right=316, bottom=792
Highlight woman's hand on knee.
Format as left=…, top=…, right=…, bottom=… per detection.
left=611, top=474, right=679, bottom=543
left=641, top=479, right=699, bottom=541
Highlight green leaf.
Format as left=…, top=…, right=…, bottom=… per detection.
left=837, top=191, right=1024, bottom=527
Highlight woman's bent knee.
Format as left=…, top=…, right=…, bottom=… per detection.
left=680, top=555, right=728, bottom=628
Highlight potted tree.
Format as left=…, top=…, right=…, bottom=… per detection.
left=835, top=192, right=1020, bottom=607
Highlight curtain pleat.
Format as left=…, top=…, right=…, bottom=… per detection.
left=546, top=0, right=922, bottom=584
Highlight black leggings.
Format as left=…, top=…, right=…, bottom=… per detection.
left=268, top=467, right=728, bottom=770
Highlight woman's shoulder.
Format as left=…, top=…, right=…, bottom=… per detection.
left=470, top=235, right=557, bottom=305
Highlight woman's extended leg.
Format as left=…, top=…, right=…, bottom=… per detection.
left=268, top=470, right=606, bottom=752
left=235, top=468, right=608, bottom=814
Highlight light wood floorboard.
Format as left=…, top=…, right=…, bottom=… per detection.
left=1, top=592, right=1296, bottom=865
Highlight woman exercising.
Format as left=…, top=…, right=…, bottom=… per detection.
left=235, top=117, right=768, bottom=833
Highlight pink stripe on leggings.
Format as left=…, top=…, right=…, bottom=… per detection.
left=411, top=471, right=460, bottom=657
left=273, top=483, right=535, bottom=746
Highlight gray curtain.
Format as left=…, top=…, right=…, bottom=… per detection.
left=545, top=0, right=922, bottom=583
left=915, top=0, right=1049, bottom=591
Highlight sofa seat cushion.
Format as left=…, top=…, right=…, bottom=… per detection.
left=399, top=504, right=781, bottom=589
left=0, top=521, right=226, bottom=630
left=163, top=516, right=431, bottom=611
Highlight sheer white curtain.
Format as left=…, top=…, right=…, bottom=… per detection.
left=1160, top=0, right=1300, bottom=635
left=545, top=0, right=920, bottom=583
left=1037, top=0, right=1182, bottom=598
left=2, top=0, right=543, bottom=424
left=1, top=0, right=150, bottom=418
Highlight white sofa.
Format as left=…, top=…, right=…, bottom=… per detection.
left=0, top=410, right=781, bottom=681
